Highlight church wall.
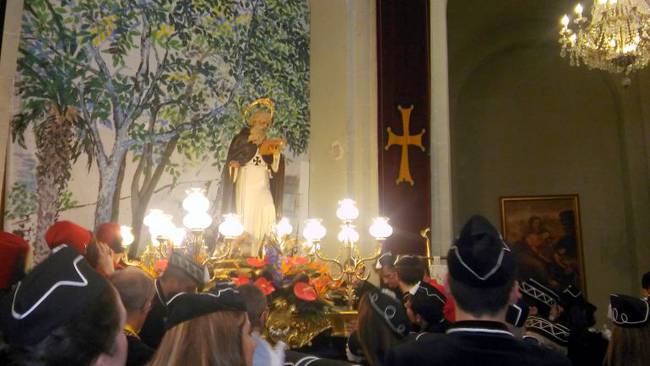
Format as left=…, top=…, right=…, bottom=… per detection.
left=450, top=43, right=646, bottom=323
left=309, top=0, right=379, bottom=258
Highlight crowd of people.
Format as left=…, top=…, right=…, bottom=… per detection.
left=0, top=216, right=648, bottom=366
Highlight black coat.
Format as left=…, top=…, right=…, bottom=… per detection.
left=125, top=335, right=155, bottom=366
left=385, top=320, right=571, bottom=366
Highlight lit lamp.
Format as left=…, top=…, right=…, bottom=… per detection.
left=302, top=218, right=326, bottom=254
left=142, top=209, right=174, bottom=271
left=305, top=199, right=393, bottom=308
left=204, top=213, right=244, bottom=260
left=182, top=188, right=213, bottom=262
left=120, top=225, right=135, bottom=247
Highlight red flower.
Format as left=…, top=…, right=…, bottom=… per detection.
left=294, top=282, right=317, bottom=301
left=233, top=275, right=250, bottom=287
left=286, top=256, right=309, bottom=266
left=154, top=259, right=168, bottom=273
left=246, top=257, right=267, bottom=268
left=254, top=277, right=275, bottom=296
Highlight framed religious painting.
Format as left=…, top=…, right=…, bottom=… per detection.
left=500, top=195, right=586, bottom=294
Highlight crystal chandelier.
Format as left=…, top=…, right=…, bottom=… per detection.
left=559, top=0, right=650, bottom=75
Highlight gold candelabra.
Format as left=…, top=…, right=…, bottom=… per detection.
left=303, top=199, right=393, bottom=308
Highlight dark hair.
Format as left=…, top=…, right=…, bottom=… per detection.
left=238, top=284, right=268, bottom=330
left=448, top=275, right=514, bottom=316
left=357, top=293, right=403, bottom=366
left=0, top=285, right=121, bottom=366
left=642, top=272, right=650, bottom=291
left=395, top=256, right=425, bottom=286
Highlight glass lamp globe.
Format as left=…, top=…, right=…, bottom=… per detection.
left=143, top=209, right=164, bottom=228
left=120, top=225, right=135, bottom=246
left=336, top=199, right=360, bottom=221
left=182, top=188, right=210, bottom=213
left=337, top=225, right=360, bottom=243
left=275, top=217, right=293, bottom=238
left=369, top=217, right=393, bottom=240
left=218, top=214, right=244, bottom=238
left=183, top=211, right=213, bottom=231
left=170, top=227, right=187, bottom=247
left=303, top=219, right=327, bottom=242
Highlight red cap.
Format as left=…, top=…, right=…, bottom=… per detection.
left=95, top=222, right=123, bottom=253
left=0, top=232, right=30, bottom=289
left=45, top=221, right=92, bottom=255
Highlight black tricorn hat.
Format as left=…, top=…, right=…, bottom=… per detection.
left=524, top=315, right=570, bottom=346
left=166, top=285, right=246, bottom=330
left=168, top=252, right=209, bottom=286
left=367, top=288, right=411, bottom=338
left=609, top=294, right=649, bottom=327
left=0, top=245, right=108, bottom=346
left=410, top=282, right=447, bottom=325
left=448, top=215, right=516, bottom=287
left=519, top=278, right=559, bottom=314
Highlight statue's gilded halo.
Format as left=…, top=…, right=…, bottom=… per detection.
left=243, top=97, right=276, bottom=125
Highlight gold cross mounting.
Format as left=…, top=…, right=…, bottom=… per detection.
left=385, top=105, right=426, bottom=186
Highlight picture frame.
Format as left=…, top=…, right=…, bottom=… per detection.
left=500, top=195, right=586, bottom=294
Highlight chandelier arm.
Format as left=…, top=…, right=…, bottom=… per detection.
left=315, top=249, right=345, bottom=281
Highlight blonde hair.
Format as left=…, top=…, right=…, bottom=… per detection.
left=148, top=311, right=247, bottom=366
left=604, top=325, right=650, bottom=366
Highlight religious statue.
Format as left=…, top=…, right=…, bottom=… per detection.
left=220, top=98, right=285, bottom=256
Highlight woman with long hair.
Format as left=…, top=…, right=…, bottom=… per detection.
left=357, top=288, right=410, bottom=366
left=148, top=291, right=255, bottom=366
left=604, top=294, right=650, bottom=366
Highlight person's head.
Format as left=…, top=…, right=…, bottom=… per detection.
left=642, top=272, right=650, bottom=297
left=0, top=232, right=30, bottom=291
left=0, top=245, right=126, bottom=365
left=109, top=267, right=155, bottom=330
left=238, top=283, right=269, bottom=332
left=149, top=291, right=255, bottom=366
left=159, top=252, right=207, bottom=297
left=96, top=222, right=124, bottom=259
left=249, top=110, right=272, bottom=131
left=447, top=215, right=519, bottom=318
left=395, top=255, right=426, bottom=288
left=404, top=283, right=447, bottom=332
left=45, top=220, right=93, bottom=255
left=375, top=252, right=399, bottom=289
left=357, top=289, right=410, bottom=366
left=605, top=294, right=650, bottom=366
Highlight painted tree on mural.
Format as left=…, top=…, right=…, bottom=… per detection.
left=11, top=0, right=309, bottom=257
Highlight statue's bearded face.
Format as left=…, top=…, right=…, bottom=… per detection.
left=249, top=111, right=272, bottom=130
left=248, top=111, right=271, bottom=145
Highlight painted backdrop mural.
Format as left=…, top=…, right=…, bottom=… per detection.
left=4, top=0, right=310, bottom=262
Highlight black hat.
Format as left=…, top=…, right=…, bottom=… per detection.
left=448, top=215, right=516, bottom=287
left=506, top=297, right=530, bottom=328
left=558, top=284, right=584, bottom=307
left=520, top=278, right=559, bottom=313
left=168, top=252, right=209, bottom=285
left=608, top=294, right=649, bottom=327
left=166, top=285, right=246, bottom=329
left=409, top=282, right=447, bottom=325
left=524, top=315, right=570, bottom=348
left=0, top=245, right=108, bottom=345
left=367, top=288, right=411, bottom=338
left=375, top=251, right=396, bottom=270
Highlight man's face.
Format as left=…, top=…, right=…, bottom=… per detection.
left=380, top=267, right=399, bottom=289
left=250, top=111, right=271, bottom=130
